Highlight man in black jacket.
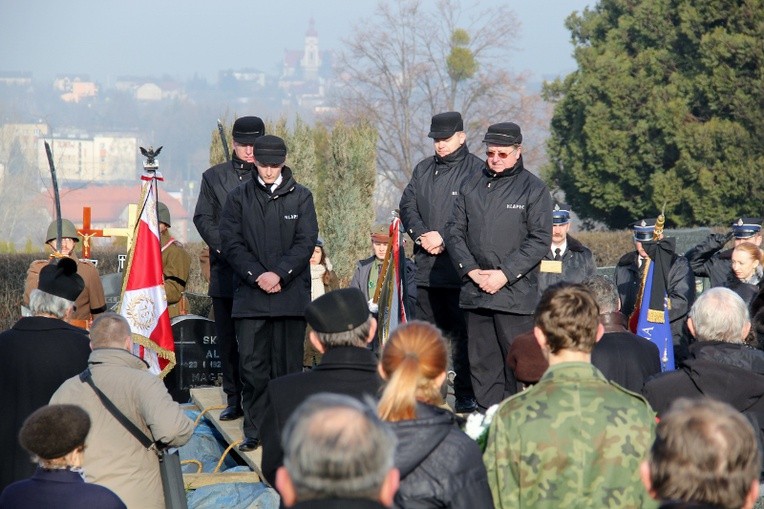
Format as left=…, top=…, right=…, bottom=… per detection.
left=584, top=275, right=661, bottom=393
left=219, top=134, right=319, bottom=451
left=685, top=217, right=762, bottom=288
left=642, top=288, right=764, bottom=449
left=445, top=122, right=552, bottom=410
left=399, top=112, right=483, bottom=413
left=537, top=203, right=596, bottom=294
left=615, top=218, right=695, bottom=360
left=193, top=116, right=265, bottom=421
left=260, top=288, right=382, bottom=485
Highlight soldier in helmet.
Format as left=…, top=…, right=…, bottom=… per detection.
left=157, top=202, right=191, bottom=319
left=23, top=219, right=106, bottom=328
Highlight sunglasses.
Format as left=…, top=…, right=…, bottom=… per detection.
left=485, top=148, right=518, bottom=159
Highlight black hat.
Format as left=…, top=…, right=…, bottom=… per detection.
left=731, top=217, right=762, bottom=239
left=631, top=218, right=657, bottom=242
left=305, top=288, right=370, bottom=333
left=38, top=257, right=85, bottom=302
left=428, top=112, right=464, bottom=139
left=19, top=404, right=90, bottom=460
left=232, top=116, right=265, bottom=144
left=552, top=204, right=571, bottom=225
left=482, top=122, right=522, bottom=146
left=254, top=135, right=287, bottom=165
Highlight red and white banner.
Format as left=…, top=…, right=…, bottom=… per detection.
left=118, top=171, right=175, bottom=377
left=376, top=215, right=411, bottom=345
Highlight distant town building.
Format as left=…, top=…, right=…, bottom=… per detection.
left=53, top=75, right=98, bottom=103
left=37, top=132, right=138, bottom=182
left=0, top=71, right=32, bottom=87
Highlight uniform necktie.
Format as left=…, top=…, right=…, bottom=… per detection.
left=554, top=248, right=561, bottom=261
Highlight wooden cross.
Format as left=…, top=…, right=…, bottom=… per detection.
left=77, top=206, right=104, bottom=259
left=102, top=203, right=139, bottom=253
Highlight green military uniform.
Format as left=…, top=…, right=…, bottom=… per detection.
left=483, top=362, right=657, bottom=509
left=161, top=229, right=191, bottom=319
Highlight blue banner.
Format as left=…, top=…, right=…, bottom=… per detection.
left=635, top=261, right=675, bottom=371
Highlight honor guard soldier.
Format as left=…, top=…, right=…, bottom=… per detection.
left=537, top=203, right=596, bottom=294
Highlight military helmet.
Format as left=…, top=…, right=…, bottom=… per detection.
left=45, top=219, right=80, bottom=244
left=157, top=202, right=171, bottom=227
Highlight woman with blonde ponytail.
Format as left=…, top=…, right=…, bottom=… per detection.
left=378, top=321, right=493, bottom=509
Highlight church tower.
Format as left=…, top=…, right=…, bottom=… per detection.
left=301, top=18, right=321, bottom=81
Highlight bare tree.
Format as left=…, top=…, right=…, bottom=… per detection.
left=333, top=0, right=545, bottom=195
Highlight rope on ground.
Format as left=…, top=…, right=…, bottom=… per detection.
left=194, top=404, right=227, bottom=428
left=181, top=459, right=203, bottom=473
left=214, top=439, right=242, bottom=474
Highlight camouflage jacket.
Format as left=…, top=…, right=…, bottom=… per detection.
left=483, top=362, right=657, bottom=509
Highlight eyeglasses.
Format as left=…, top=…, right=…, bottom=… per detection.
left=486, top=147, right=518, bottom=159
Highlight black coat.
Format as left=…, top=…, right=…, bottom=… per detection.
left=292, top=500, right=388, bottom=509
left=538, top=234, right=597, bottom=294
left=193, top=157, right=254, bottom=298
left=684, top=232, right=733, bottom=288
left=260, top=346, right=382, bottom=485
left=642, top=341, right=764, bottom=445
left=399, top=144, right=483, bottom=288
left=591, top=312, right=662, bottom=393
left=0, top=317, right=91, bottom=491
left=389, top=404, right=493, bottom=509
left=445, top=158, right=552, bottom=314
left=614, top=251, right=695, bottom=343
left=219, top=166, right=318, bottom=318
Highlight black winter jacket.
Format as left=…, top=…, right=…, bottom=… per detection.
left=614, top=251, right=695, bottom=343
left=399, top=144, right=483, bottom=288
left=444, top=158, right=552, bottom=314
left=537, top=234, right=596, bottom=294
left=389, top=404, right=493, bottom=509
left=193, top=156, right=254, bottom=297
left=219, top=167, right=318, bottom=318
left=684, top=232, right=734, bottom=288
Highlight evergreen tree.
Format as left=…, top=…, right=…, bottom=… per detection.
left=543, top=0, right=764, bottom=228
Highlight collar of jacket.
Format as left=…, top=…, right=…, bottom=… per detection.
left=566, top=234, right=587, bottom=253
left=540, top=361, right=604, bottom=383
left=314, top=346, right=379, bottom=372
left=255, top=166, right=296, bottom=196
left=89, top=347, right=149, bottom=370
left=482, top=154, right=524, bottom=179
left=617, top=250, right=678, bottom=268
left=600, top=311, right=629, bottom=333
left=231, top=154, right=254, bottom=173
left=434, top=142, right=470, bottom=166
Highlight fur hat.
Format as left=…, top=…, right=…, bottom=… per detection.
left=19, top=404, right=90, bottom=460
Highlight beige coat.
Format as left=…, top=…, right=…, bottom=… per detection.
left=51, top=348, right=194, bottom=509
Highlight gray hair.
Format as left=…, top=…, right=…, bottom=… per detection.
left=314, top=317, right=373, bottom=349
left=282, top=393, right=396, bottom=502
left=688, top=287, right=749, bottom=343
left=582, top=275, right=619, bottom=314
left=90, top=312, right=131, bottom=349
left=29, top=289, right=74, bottom=319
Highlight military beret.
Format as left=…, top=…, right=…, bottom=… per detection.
left=305, top=288, right=370, bottom=333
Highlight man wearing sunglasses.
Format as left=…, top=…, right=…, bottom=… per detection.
left=399, top=111, right=483, bottom=414
left=445, top=122, right=552, bottom=411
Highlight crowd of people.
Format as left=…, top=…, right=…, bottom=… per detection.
left=1, top=110, right=764, bottom=509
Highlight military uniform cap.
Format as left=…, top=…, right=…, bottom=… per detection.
left=371, top=223, right=390, bottom=243
left=428, top=112, right=464, bottom=139
left=232, top=116, right=265, bottom=144
left=730, top=217, right=762, bottom=239
left=157, top=202, right=171, bottom=227
left=38, top=257, right=85, bottom=302
left=631, top=218, right=657, bottom=242
left=482, top=122, right=522, bottom=146
left=305, top=288, right=370, bottom=333
left=552, top=204, right=571, bottom=225
left=45, top=219, right=80, bottom=244
left=254, top=135, right=287, bottom=165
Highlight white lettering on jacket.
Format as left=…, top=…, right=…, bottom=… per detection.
left=506, top=204, right=525, bottom=210
left=284, top=214, right=298, bottom=220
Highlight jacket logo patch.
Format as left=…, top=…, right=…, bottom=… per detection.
left=284, top=214, right=298, bottom=220
left=451, top=191, right=458, bottom=195
left=507, top=204, right=525, bottom=210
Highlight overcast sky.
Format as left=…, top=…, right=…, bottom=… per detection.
left=0, top=0, right=592, bottom=85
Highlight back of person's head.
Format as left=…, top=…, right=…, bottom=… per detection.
left=279, top=393, right=398, bottom=504
left=90, top=312, right=131, bottom=349
left=29, top=289, right=74, bottom=319
left=582, top=275, right=619, bottom=314
left=19, top=404, right=90, bottom=463
left=305, top=288, right=372, bottom=349
left=535, top=283, right=600, bottom=354
left=377, top=321, right=447, bottom=422
left=688, top=287, right=749, bottom=343
left=644, top=398, right=760, bottom=509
